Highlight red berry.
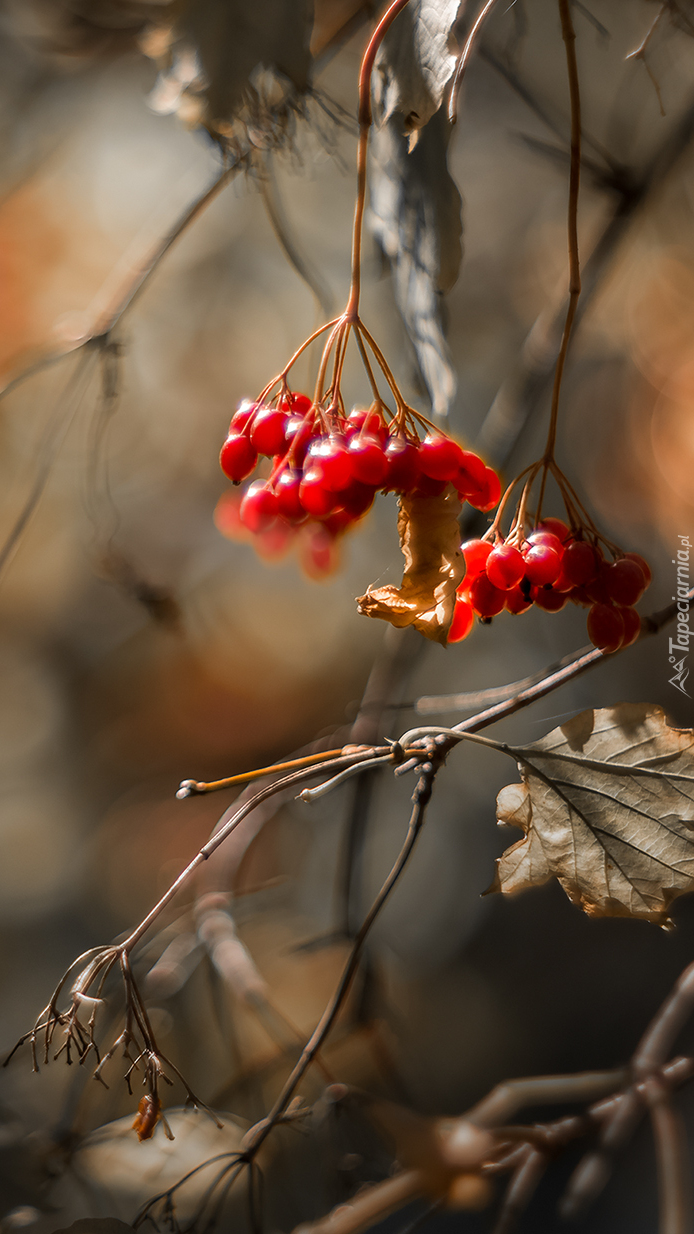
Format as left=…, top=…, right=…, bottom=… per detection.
left=449, top=596, right=475, bottom=642
left=624, top=552, right=652, bottom=587
left=418, top=435, right=464, bottom=481
left=537, top=517, right=570, bottom=543
left=308, top=435, right=353, bottom=491
left=299, top=525, right=341, bottom=579
left=467, top=466, right=501, bottom=512
left=299, top=469, right=340, bottom=518
left=348, top=435, right=389, bottom=485
left=274, top=468, right=306, bottom=523
left=347, top=408, right=387, bottom=442
left=250, top=407, right=289, bottom=457
left=469, top=574, right=506, bottom=617
left=340, top=481, right=376, bottom=518
left=322, top=508, right=356, bottom=536
left=461, top=539, right=493, bottom=582
left=587, top=602, right=624, bottom=654
left=254, top=521, right=296, bottom=561
left=220, top=432, right=258, bottom=482
left=454, top=451, right=487, bottom=498
left=412, top=474, right=448, bottom=498
left=246, top=409, right=285, bottom=459
left=230, top=399, right=256, bottom=433
left=280, top=392, right=312, bottom=415
left=523, top=543, right=562, bottom=586
left=619, top=606, right=641, bottom=648
left=562, top=540, right=599, bottom=586
left=527, top=530, right=564, bottom=556
left=384, top=436, right=420, bottom=491
left=486, top=543, right=525, bottom=590
left=240, top=480, right=278, bottom=533
left=506, top=585, right=533, bottom=614
left=531, top=585, right=567, bottom=612
left=604, top=558, right=646, bottom=607
left=585, top=563, right=611, bottom=605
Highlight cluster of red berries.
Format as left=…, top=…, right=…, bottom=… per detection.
left=219, top=392, right=502, bottom=541
left=448, top=516, right=652, bottom=652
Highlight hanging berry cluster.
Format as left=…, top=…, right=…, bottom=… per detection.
left=448, top=493, right=652, bottom=654
left=214, top=0, right=653, bottom=653
left=219, top=387, right=500, bottom=546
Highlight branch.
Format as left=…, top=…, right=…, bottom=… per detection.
left=242, top=759, right=440, bottom=1160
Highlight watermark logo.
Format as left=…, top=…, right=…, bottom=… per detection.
left=669, top=535, right=691, bottom=697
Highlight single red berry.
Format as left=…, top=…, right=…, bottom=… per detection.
left=322, top=508, right=357, bottom=536
left=418, top=434, right=464, bottom=481
left=469, top=574, right=506, bottom=617
left=527, top=530, right=565, bottom=556
left=531, top=585, right=567, bottom=612
left=537, top=517, right=570, bottom=543
left=220, top=432, right=258, bottom=482
left=274, top=468, right=306, bottom=523
left=461, top=539, right=493, bottom=582
left=449, top=596, right=475, bottom=642
left=348, top=434, right=389, bottom=485
left=467, top=466, right=501, bottom=512
left=585, top=563, right=611, bottom=605
left=486, top=543, right=525, bottom=590
left=587, top=602, right=624, bottom=654
left=562, top=539, right=599, bottom=586
left=280, top=392, right=312, bottom=415
left=299, top=469, right=340, bottom=518
left=624, top=552, right=652, bottom=587
left=619, top=606, right=641, bottom=648
left=254, top=521, right=296, bottom=561
left=250, top=406, right=289, bottom=456
left=240, top=480, right=278, bottom=533
left=604, top=558, right=646, bottom=607
left=347, top=407, right=387, bottom=442
left=454, top=451, right=487, bottom=498
left=506, top=585, right=533, bottom=614
left=230, top=399, right=256, bottom=433
left=341, top=481, right=376, bottom=519
left=308, top=435, right=353, bottom=491
left=384, top=436, right=420, bottom=491
left=523, top=543, right=562, bottom=586
left=299, top=525, right=341, bottom=580
left=412, top=474, right=448, bottom=498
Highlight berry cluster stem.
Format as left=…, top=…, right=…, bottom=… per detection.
left=537, top=0, right=582, bottom=520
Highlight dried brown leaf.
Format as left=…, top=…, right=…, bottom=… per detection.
left=356, top=488, right=464, bottom=644
left=373, top=0, right=461, bottom=133
left=369, top=108, right=462, bottom=419
left=489, top=704, right=694, bottom=927
left=147, top=0, right=313, bottom=148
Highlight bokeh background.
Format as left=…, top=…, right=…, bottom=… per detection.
left=0, top=2, right=694, bottom=1231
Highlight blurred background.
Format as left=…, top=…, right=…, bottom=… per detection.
left=0, top=1, right=693, bottom=1231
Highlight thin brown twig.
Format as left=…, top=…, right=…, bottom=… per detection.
left=241, top=759, right=440, bottom=1161
left=448, top=0, right=501, bottom=125
left=536, top=0, right=582, bottom=522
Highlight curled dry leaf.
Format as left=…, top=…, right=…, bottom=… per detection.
left=357, top=488, right=464, bottom=644
left=369, top=108, right=463, bottom=420
left=489, top=704, right=694, bottom=927
left=145, top=0, right=313, bottom=148
left=373, top=0, right=461, bottom=134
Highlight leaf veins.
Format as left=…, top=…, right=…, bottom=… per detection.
left=489, top=704, right=694, bottom=927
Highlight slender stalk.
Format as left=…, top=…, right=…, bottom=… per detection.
left=448, top=0, right=501, bottom=125
left=537, top=0, right=582, bottom=521
left=242, top=761, right=438, bottom=1158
